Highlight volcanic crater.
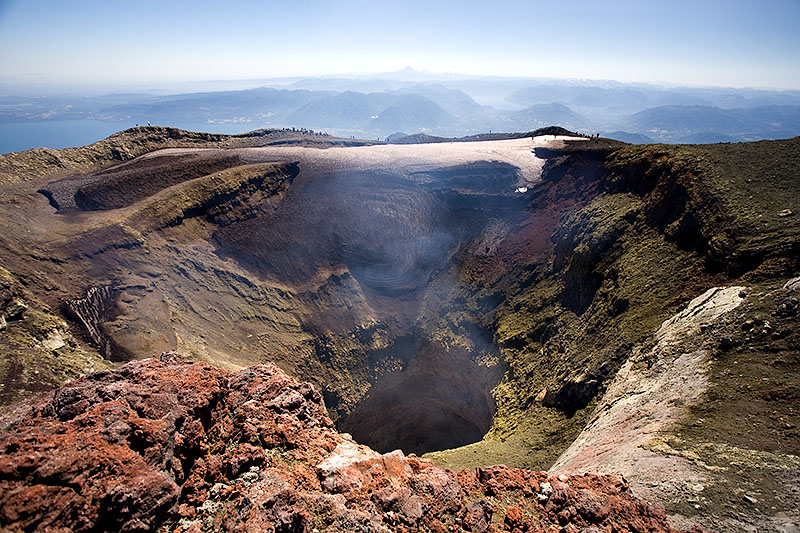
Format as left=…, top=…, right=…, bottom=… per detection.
left=1, top=127, right=799, bottom=531
left=21, top=133, right=544, bottom=456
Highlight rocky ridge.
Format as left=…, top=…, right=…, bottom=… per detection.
left=0, top=126, right=372, bottom=185
left=0, top=353, right=700, bottom=533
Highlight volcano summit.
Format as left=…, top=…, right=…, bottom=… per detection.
left=0, top=126, right=798, bottom=532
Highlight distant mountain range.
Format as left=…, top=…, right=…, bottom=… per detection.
left=625, top=104, right=800, bottom=142
left=2, top=69, right=800, bottom=149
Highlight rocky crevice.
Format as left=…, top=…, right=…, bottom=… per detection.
left=64, top=286, right=127, bottom=361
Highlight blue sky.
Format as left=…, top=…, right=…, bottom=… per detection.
left=0, top=0, right=799, bottom=89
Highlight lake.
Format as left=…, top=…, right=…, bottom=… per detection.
left=0, top=120, right=261, bottom=154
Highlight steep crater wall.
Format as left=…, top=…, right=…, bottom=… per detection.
left=214, top=161, right=525, bottom=294
left=32, top=150, right=527, bottom=457
left=210, top=161, right=524, bottom=453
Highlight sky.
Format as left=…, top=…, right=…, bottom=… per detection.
left=0, top=0, right=799, bottom=91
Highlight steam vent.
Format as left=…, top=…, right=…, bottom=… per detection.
left=1, top=126, right=799, bottom=532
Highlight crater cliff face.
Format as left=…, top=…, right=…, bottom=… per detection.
left=0, top=128, right=798, bottom=531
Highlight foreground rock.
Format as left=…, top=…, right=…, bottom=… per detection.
left=0, top=354, right=699, bottom=532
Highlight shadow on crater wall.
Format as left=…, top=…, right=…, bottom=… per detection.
left=337, top=336, right=497, bottom=455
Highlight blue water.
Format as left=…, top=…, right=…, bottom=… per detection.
left=0, top=120, right=261, bottom=154
left=0, top=120, right=127, bottom=154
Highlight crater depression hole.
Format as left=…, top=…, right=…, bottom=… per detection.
left=336, top=335, right=497, bottom=456
left=207, top=164, right=519, bottom=456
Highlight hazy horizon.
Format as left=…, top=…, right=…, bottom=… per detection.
left=1, top=0, right=799, bottom=92
left=4, top=67, right=800, bottom=98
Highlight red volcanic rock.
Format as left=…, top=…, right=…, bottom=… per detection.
left=0, top=355, right=701, bottom=532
